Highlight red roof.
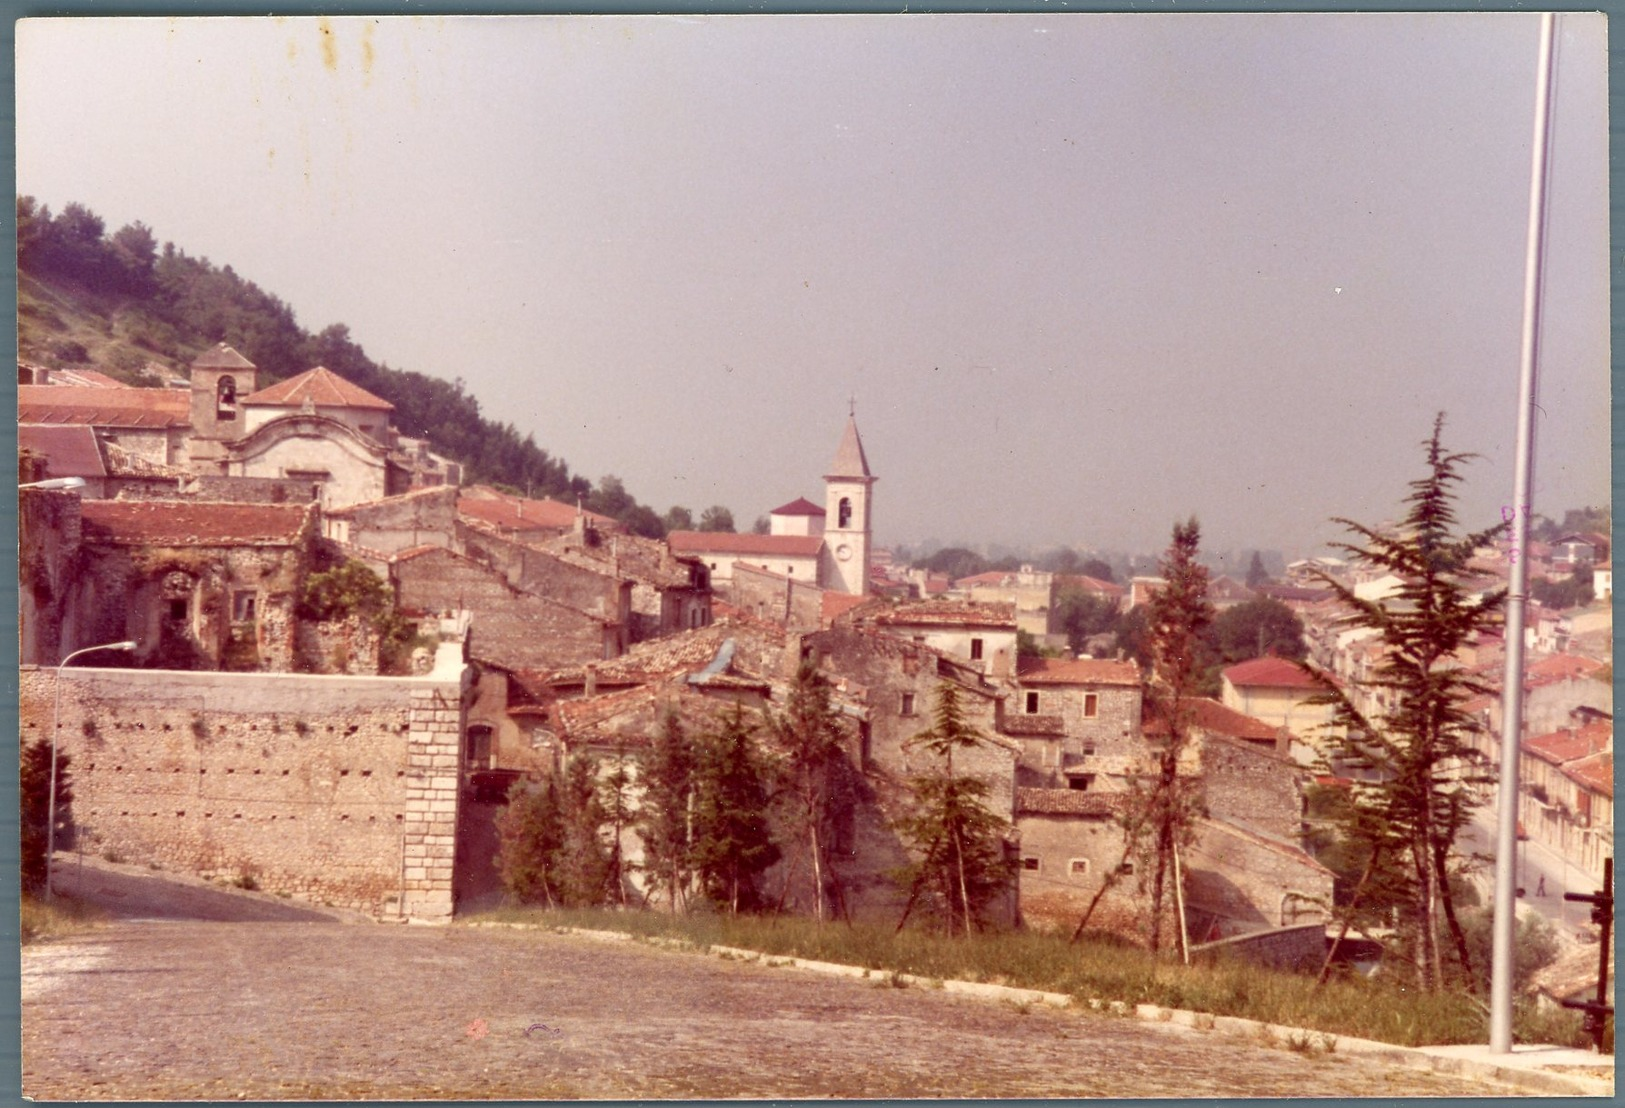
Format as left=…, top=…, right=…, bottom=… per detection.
left=1526, top=653, right=1606, bottom=688
left=50, top=368, right=129, bottom=387
left=1222, top=656, right=1324, bottom=690
left=18, top=424, right=106, bottom=478
left=1143, top=697, right=1279, bottom=743
left=1560, top=751, right=1613, bottom=799
left=770, top=497, right=825, bottom=517
left=1057, top=574, right=1126, bottom=597
left=80, top=501, right=312, bottom=545
left=458, top=490, right=616, bottom=532
left=1016, top=656, right=1140, bottom=687
left=668, top=531, right=824, bottom=558
left=242, top=367, right=393, bottom=411
left=1524, top=722, right=1612, bottom=766
left=821, top=591, right=871, bottom=625
left=18, top=385, right=189, bottom=428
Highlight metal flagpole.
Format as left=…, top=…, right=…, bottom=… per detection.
left=1489, top=8, right=1558, bottom=1054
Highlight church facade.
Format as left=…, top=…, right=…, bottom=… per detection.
left=667, top=416, right=876, bottom=598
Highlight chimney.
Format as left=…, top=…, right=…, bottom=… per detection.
left=584, top=664, right=598, bottom=698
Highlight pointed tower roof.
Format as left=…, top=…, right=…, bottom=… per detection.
left=825, top=417, right=874, bottom=481
left=190, top=342, right=257, bottom=370
left=243, top=366, right=394, bottom=411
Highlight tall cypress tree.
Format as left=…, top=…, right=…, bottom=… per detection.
left=770, top=657, right=849, bottom=923
left=1138, top=518, right=1214, bottom=956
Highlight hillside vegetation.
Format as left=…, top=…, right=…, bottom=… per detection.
left=16, top=197, right=675, bottom=536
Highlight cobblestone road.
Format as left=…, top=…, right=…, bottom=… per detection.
left=23, top=911, right=1533, bottom=1100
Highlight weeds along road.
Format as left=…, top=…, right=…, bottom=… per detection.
left=23, top=909, right=1537, bottom=1101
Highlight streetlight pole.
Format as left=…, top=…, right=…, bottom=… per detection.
left=46, top=640, right=137, bottom=901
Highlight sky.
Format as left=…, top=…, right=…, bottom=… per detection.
left=14, top=13, right=1611, bottom=559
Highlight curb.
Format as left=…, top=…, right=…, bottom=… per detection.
left=469, top=921, right=1614, bottom=1097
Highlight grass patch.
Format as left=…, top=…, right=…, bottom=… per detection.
left=20, top=893, right=104, bottom=945
left=460, top=905, right=1595, bottom=1051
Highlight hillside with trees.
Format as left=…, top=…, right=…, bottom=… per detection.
left=16, top=196, right=687, bottom=537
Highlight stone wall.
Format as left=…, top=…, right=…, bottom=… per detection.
left=1015, top=810, right=1148, bottom=935
left=1182, top=819, right=1332, bottom=941
left=732, top=563, right=825, bottom=630
left=1199, top=735, right=1304, bottom=841
left=19, top=487, right=81, bottom=666
left=19, top=650, right=470, bottom=921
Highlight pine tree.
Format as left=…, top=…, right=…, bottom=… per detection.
left=1136, top=518, right=1214, bottom=956
left=1306, top=415, right=1507, bottom=992
left=637, top=710, right=698, bottom=914
left=769, top=656, right=849, bottom=922
left=20, top=739, right=71, bottom=896
left=894, top=681, right=1013, bottom=936
left=691, top=704, right=780, bottom=914
left=599, top=741, right=636, bottom=909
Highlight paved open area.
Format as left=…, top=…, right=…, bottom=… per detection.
left=20, top=864, right=1574, bottom=1100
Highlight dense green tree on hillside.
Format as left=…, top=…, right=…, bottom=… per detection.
left=1079, top=558, right=1117, bottom=583
left=1207, top=598, right=1307, bottom=667
left=17, top=196, right=634, bottom=513
left=1056, top=586, right=1121, bottom=656
left=664, top=506, right=695, bottom=533
left=698, top=506, right=736, bottom=533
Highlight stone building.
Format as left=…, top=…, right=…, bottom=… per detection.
left=1181, top=820, right=1334, bottom=943
left=1008, top=656, right=1143, bottom=790
left=861, top=600, right=1018, bottom=680
left=67, top=499, right=321, bottom=673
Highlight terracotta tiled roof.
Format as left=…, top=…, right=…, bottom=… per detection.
left=49, top=367, right=130, bottom=387
left=189, top=342, right=257, bottom=370
left=1144, top=697, right=1279, bottom=743
left=1526, top=653, right=1606, bottom=688
left=872, top=600, right=1015, bottom=629
left=1222, top=656, right=1324, bottom=690
left=80, top=501, right=312, bottom=545
left=243, top=366, right=393, bottom=411
left=826, top=417, right=873, bottom=479
left=458, top=489, right=615, bottom=532
left=1015, top=788, right=1127, bottom=817
left=1559, top=751, right=1613, bottom=799
left=821, top=591, right=872, bottom=625
left=1016, top=655, right=1140, bottom=687
left=668, top=531, right=824, bottom=557
left=1524, top=722, right=1612, bottom=766
left=18, top=424, right=106, bottom=478
left=956, top=571, right=1015, bottom=588
left=1056, top=574, right=1126, bottom=597
left=18, top=385, right=190, bottom=428
left=770, top=497, right=826, bottom=517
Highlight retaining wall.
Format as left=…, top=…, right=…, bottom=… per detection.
left=20, top=648, right=470, bottom=920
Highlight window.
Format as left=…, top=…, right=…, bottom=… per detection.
left=1118, top=861, right=1135, bottom=876
left=1083, top=693, right=1099, bottom=718
left=970, top=638, right=984, bottom=661
left=838, top=497, right=853, bottom=528
left=1025, top=691, right=1039, bottom=714
left=901, top=693, right=916, bottom=716
left=215, top=375, right=237, bottom=421
left=1067, top=773, right=1096, bottom=791
left=1021, top=857, right=1041, bottom=872
left=232, top=591, right=257, bottom=622
left=168, top=599, right=188, bottom=621
left=285, top=469, right=331, bottom=483
left=1083, top=743, right=1096, bottom=757
left=786, top=566, right=794, bottom=576
left=1069, top=858, right=1091, bottom=877
left=465, top=726, right=493, bottom=772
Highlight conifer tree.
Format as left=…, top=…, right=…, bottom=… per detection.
left=599, top=741, right=636, bottom=908
left=770, top=656, right=849, bottom=922
left=1137, top=517, right=1214, bottom=956
left=495, top=775, right=565, bottom=907
left=637, top=710, right=698, bottom=914
left=554, top=754, right=613, bottom=908
left=1306, top=415, right=1506, bottom=992
left=691, top=704, right=780, bottom=914
left=894, top=681, right=1013, bottom=936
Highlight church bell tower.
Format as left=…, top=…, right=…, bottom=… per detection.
left=822, top=411, right=876, bottom=596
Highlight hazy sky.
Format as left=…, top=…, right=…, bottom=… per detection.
left=14, top=14, right=1611, bottom=558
